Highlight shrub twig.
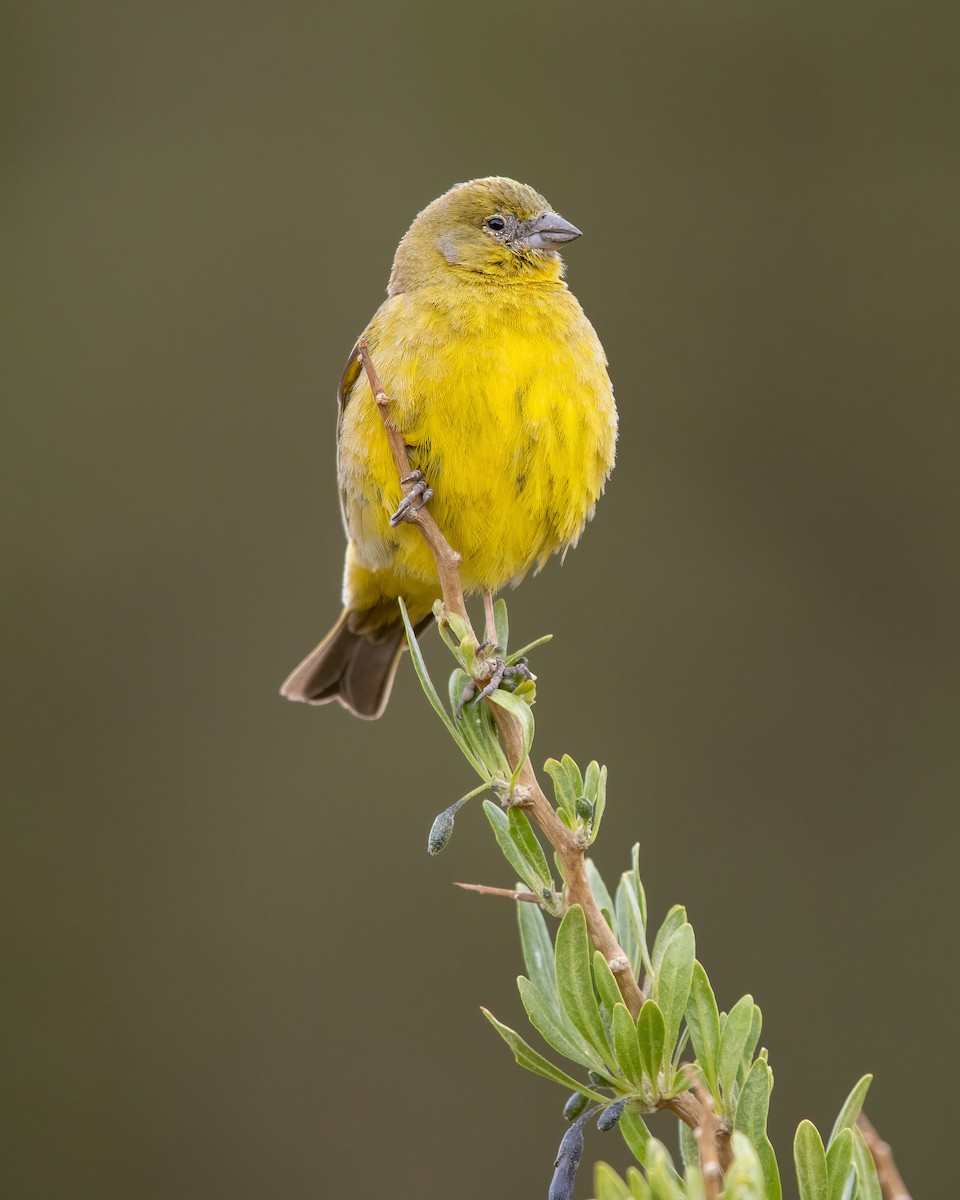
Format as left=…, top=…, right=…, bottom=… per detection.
left=858, top=1113, right=912, bottom=1200
left=453, top=881, right=542, bottom=903
left=357, top=342, right=725, bottom=1153
left=684, top=1066, right=724, bottom=1196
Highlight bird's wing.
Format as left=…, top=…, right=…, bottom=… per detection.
left=336, top=340, right=362, bottom=538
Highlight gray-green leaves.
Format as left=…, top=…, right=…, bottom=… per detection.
left=518, top=897, right=556, bottom=1001
left=653, top=921, right=695, bottom=1078
left=555, top=905, right=611, bottom=1063
left=488, top=893, right=702, bottom=1133
left=402, top=592, right=890, bottom=1200
left=794, top=1121, right=829, bottom=1200
left=399, top=599, right=493, bottom=782
left=718, top=995, right=759, bottom=1109
left=792, top=1077, right=882, bottom=1200
left=636, top=1000, right=666, bottom=1096
left=483, top=802, right=558, bottom=909
left=545, top=754, right=607, bottom=844
left=402, top=596, right=543, bottom=789
left=685, top=962, right=721, bottom=1099
left=481, top=1008, right=607, bottom=1103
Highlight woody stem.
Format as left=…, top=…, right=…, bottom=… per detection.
left=357, top=341, right=725, bottom=1160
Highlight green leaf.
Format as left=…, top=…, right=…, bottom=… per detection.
left=636, top=1000, right=666, bottom=1091
left=618, top=1112, right=683, bottom=1191
left=619, top=1107, right=652, bottom=1167
left=492, top=598, right=509, bottom=653
left=612, top=1003, right=644, bottom=1087
left=631, top=844, right=648, bottom=929
left=595, top=1162, right=631, bottom=1200
left=483, top=801, right=546, bottom=896
left=593, top=951, right=625, bottom=1020
left=506, top=632, right=552, bottom=665
left=725, top=1132, right=767, bottom=1199
left=458, top=632, right=481, bottom=676
left=584, top=760, right=601, bottom=802
left=626, top=1166, right=653, bottom=1200
left=616, top=875, right=650, bottom=979
left=544, top=757, right=577, bottom=820
left=682, top=1165, right=706, bottom=1200
left=678, top=1119, right=700, bottom=1170
left=757, top=1136, right=783, bottom=1200
left=439, top=605, right=472, bottom=644
left=561, top=753, right=584, bottom=797
left=555, top=905, right=613, bottom=1065
left=517, top=900, right=557, bottom=1010
left=743, top=1004, right=763, bottom=1071
left=615, top=878, right=640, bottom=977
left=851, top=1126, right=882, bottom=1200
left=399, top=600, right=485, bottom=768
left=591, top=764, right=608, bottom=843
left=734, top=1058, right=771, bottom=1144
left=827, top=1074, right=873, bottom=1147
left=826, top=1127, right=855, bottom=1200
left=487, top=688, right=535, bottom=781
left=481, top=1008, right=607, bottom=1102
left=794, top=1120, right=828, bottom=1200
left=397, top=598, right=452, bottom=729
left=651, top=906, right=687, bottom=976
left=544, top=754, right=583, bottom=823
left=449, top=669, right=510, bottom=778
left=586, top=859, right=616, bottom=925
left=507, top=807, right=553, bottom=891
left=654, top=924, right=695, bottom=1064
left=517, top=976, right=608, bottom=1073
left=647, top=1144, right=686, bottom=1199
left=434, top=608, right=463, bottom=654
left=718, top=994, right=755, bottom=1106
left=685, top=962, right=721, bottom=1099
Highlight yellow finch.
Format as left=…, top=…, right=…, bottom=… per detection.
left=282, top=177, right=617, bottom=717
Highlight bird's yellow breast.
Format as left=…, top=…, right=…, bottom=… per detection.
left=337, top=278, right=616, bottom=600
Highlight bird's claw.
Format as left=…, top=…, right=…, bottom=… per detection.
left=455, top=677, right=476, bottom=719
left=389, top=470, right=434, bottom=527
left=455, top=654, right=534, bottom=718
left=475, top=659, right=506, bottom=704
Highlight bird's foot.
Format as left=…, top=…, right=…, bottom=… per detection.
left=389, top=470, right=434, bottom=527
left=455, top=651, right=535, bottom=718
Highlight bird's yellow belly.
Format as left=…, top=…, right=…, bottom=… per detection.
left=337, top=288, right=616, bottom=606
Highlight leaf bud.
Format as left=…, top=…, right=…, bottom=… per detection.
left=562, top=1090, right=589, bottom=1121
left=596, top=1098, right=627, bottom=1132
left=548, top=1120, right=585, bottom=1200
left=427, top=807, right=456, bottom=855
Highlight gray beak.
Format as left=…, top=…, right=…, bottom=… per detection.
left=522, top=210, right=582, bottom=250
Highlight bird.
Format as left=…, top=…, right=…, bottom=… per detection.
left=281, top=176, right=617, bottom=718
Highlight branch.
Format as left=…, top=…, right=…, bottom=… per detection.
left=356, top=340, right=467, bottom=621
left=454, top=881, right=542, bottom=903
left=691, top=1079, right=721, bottom=1200
left=356, top=345, right=723, bottom=1149
left=858, top=1113, right=912, bottom=1200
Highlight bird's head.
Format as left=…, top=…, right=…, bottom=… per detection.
left=388, top=177, right=582, bottom=294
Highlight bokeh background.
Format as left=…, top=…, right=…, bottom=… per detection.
left=4, top=3, right=957, bottom=1196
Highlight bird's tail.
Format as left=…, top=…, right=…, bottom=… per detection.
left=280, top=606, right=434, bottom=720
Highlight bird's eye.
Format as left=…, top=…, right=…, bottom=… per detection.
left=486, top=217, right=506, bottom=233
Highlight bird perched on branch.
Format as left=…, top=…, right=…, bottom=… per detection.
left=281, top=176, right=617, bottom=718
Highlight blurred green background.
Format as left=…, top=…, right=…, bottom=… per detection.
left=4, top=2, right=957, bottom=1196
